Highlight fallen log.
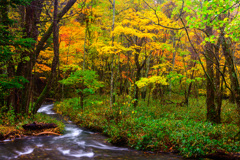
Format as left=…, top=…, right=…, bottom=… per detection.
left=34, top=131, right=61, bottom=136
left=22, top=122, right=57, bottom=130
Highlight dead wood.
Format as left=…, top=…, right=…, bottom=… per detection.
left=34, top=131, right=61, bottom=136
left=22, top=122, right=57, bottom=130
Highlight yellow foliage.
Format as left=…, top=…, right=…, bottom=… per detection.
left=35, top=64, right=51, bottom=73
left=136, top=76, right=169, bottom=88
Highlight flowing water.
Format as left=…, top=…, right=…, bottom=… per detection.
left=0, top=104, right=185, bottom=160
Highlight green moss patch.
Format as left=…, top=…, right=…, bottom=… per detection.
left=0, top=112, right=65, bottom=141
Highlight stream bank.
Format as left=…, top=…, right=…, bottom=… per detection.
left=0, top=104, right=184, bottom=160
left=54, top=98, right=240, bottom=160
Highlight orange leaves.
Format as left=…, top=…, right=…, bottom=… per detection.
left=34, top=20, right=85, bottom=76
left=34, top=49, right=53, bottom=73
left=35, top=64, right=51, bottom=73
left=58, top=21, right=85, bottom=71
left=60, top=21, right=85, bottom=44
left=122, top=72, right=134, bottom=84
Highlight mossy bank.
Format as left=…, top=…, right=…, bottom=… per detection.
left=0, top=109, right=65, bottom=141
left=53, top=95, right=240, bottom=159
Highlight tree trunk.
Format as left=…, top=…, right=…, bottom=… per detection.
left=133, top=48, right=147, bottom=107
left=169, top=35, right=177, bottom=97
left=222, top=34, right=240, bottom=127
left=14, top=0, right=44, bottom=114
left=214, top=37, right=222, bottom=123
left=32, top=0, right=77, bottom=113
left=33, top=0, right=60, bottom=113
left=83, top=22, right=88, bottom=71
left=185, top=62, right=196, bottom=106
left=134, top=69, right=141, bottom=107
left=229, top=66, right=236, bottom=103
left=110, top=0, right=116, bottom=109
left=142, top=51, right=152, bottom=100
left=34, top=0, right=77, bottom=65
left=205, top=26, right=217, bottom=123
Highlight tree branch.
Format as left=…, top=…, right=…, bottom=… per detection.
left=143, top=0, right=186, bottom=30
left=34, top=0, right=80, bottom=65
left=210, top=2, right=240, bottom=23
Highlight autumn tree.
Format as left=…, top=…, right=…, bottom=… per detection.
left=180, top=0, right=240, bottom=123
left=0, top=0, right=81, bottom=115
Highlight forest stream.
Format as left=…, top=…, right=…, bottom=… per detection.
left=0, top=104, right=185, bottom=160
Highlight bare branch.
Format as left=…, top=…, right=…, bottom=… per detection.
left=108, top=0, right=113, bottom=6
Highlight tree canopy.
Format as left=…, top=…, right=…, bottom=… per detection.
left=1, top=0, right=240, bottom=123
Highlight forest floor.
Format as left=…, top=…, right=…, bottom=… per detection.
left=53, top=94, right=240, bottom=159
left=0, top=112, right=65, bottom=142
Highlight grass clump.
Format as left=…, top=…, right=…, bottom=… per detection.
left=0, top=108, right=65, bottom=140
left=54, top=95, right=240, bottom=158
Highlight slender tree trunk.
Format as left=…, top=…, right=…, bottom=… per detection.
left=52, top=0, right=59, bottom=84
left=110, top=0, right=116, bottom=109
left=134, top=69, right=141, bottom=107
left=114, top=53, right=120, bottom=97
left=229, top=65, right=236, bottom=103
left=142, top=51, right=152, bottom=100
left=185, top=62, right=196, bottom=106
left=169, top=35, right=177, bottom=97
left=133, top=48, right=146, bottom=107
left=83, top=22, right=88, bottom=71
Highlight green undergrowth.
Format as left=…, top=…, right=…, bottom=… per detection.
left=54, top=95, right=240, bottom=158
left=0, top=109, right=65, bottom=136
left=16, top=113, right=65, bottom=133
